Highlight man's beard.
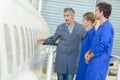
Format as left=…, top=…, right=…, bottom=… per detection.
left=65, top=19, right=70, bottom=25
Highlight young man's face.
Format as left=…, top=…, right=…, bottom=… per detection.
left=95, top=7, right=101, bottom=19
left=64, top=11, right=74, bottom=24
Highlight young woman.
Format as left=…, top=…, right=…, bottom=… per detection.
left=76, top=12, right=96, bottom=80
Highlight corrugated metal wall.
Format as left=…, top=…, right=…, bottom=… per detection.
left=41, top=0, right=120, bottom=56
left=107, top=0, right=120, bottom=56
left=41, top=0, right=96, bottom=35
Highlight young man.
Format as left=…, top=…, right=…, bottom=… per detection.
left=85, top=2, right=114, bottom=80
left=37, top=8, right=86, bottom=80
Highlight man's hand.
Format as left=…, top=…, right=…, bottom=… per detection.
left=90, top=52, right=95, bottom=58
left=37, top=38, right=45, bottom=44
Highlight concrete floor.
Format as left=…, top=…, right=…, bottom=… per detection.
left=39, top=70, right=117, bottom=80
left=38, top=64, right=118, bottom=80
left=37, top=61, right=118, bottom=80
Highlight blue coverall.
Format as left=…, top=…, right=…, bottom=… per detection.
left=76, top=27, right=95, bottom=80
left=85, top=20, right=114, bottom=80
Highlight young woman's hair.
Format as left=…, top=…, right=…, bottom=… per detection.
left=83, top=12, right=100, bottom=30
left=83, top=12, right=96, bottom=24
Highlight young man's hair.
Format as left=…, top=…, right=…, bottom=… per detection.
left=64, top=8, right=75, bottom=14
left=97, top=2, right=112, bottom=18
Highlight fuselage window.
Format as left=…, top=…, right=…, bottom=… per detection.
left=0, top=45, right=1, bottom=79
left=4, top=24, right=13, bottom=74
left=21, top=27, right=26, bottom=62
left=25, top=28, right=30, bottom=58
left=30, top=29, right=33, bottom=56
left=0, top=30, right=1, bottom=79
left=34, top=29, right=37, bottom=54
left=14, top=26, right=21, bottom=67
left=32, top=29, right=35, bottom=55
left=31, top=29, right=35, bottom=55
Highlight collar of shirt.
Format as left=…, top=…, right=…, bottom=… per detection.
left=65, top=23, right=75, bottom=34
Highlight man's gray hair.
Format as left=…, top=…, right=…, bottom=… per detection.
left=64, top=8, right=75, bottom=14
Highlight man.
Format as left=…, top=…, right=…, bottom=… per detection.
left=37, top=8, right=86, bottom=80
left=85, top=2, right=114, bottom=80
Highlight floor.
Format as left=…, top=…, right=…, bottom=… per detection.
left=37, top=61, right=118, bottom=80
left=38, top=69, right=117, bottom=80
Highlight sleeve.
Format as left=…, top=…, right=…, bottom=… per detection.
left=90, top=25, right=113, bottom=57
left=81, top=27, right=87, bottom=40
left=43, top=26, right=61, bottom=45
